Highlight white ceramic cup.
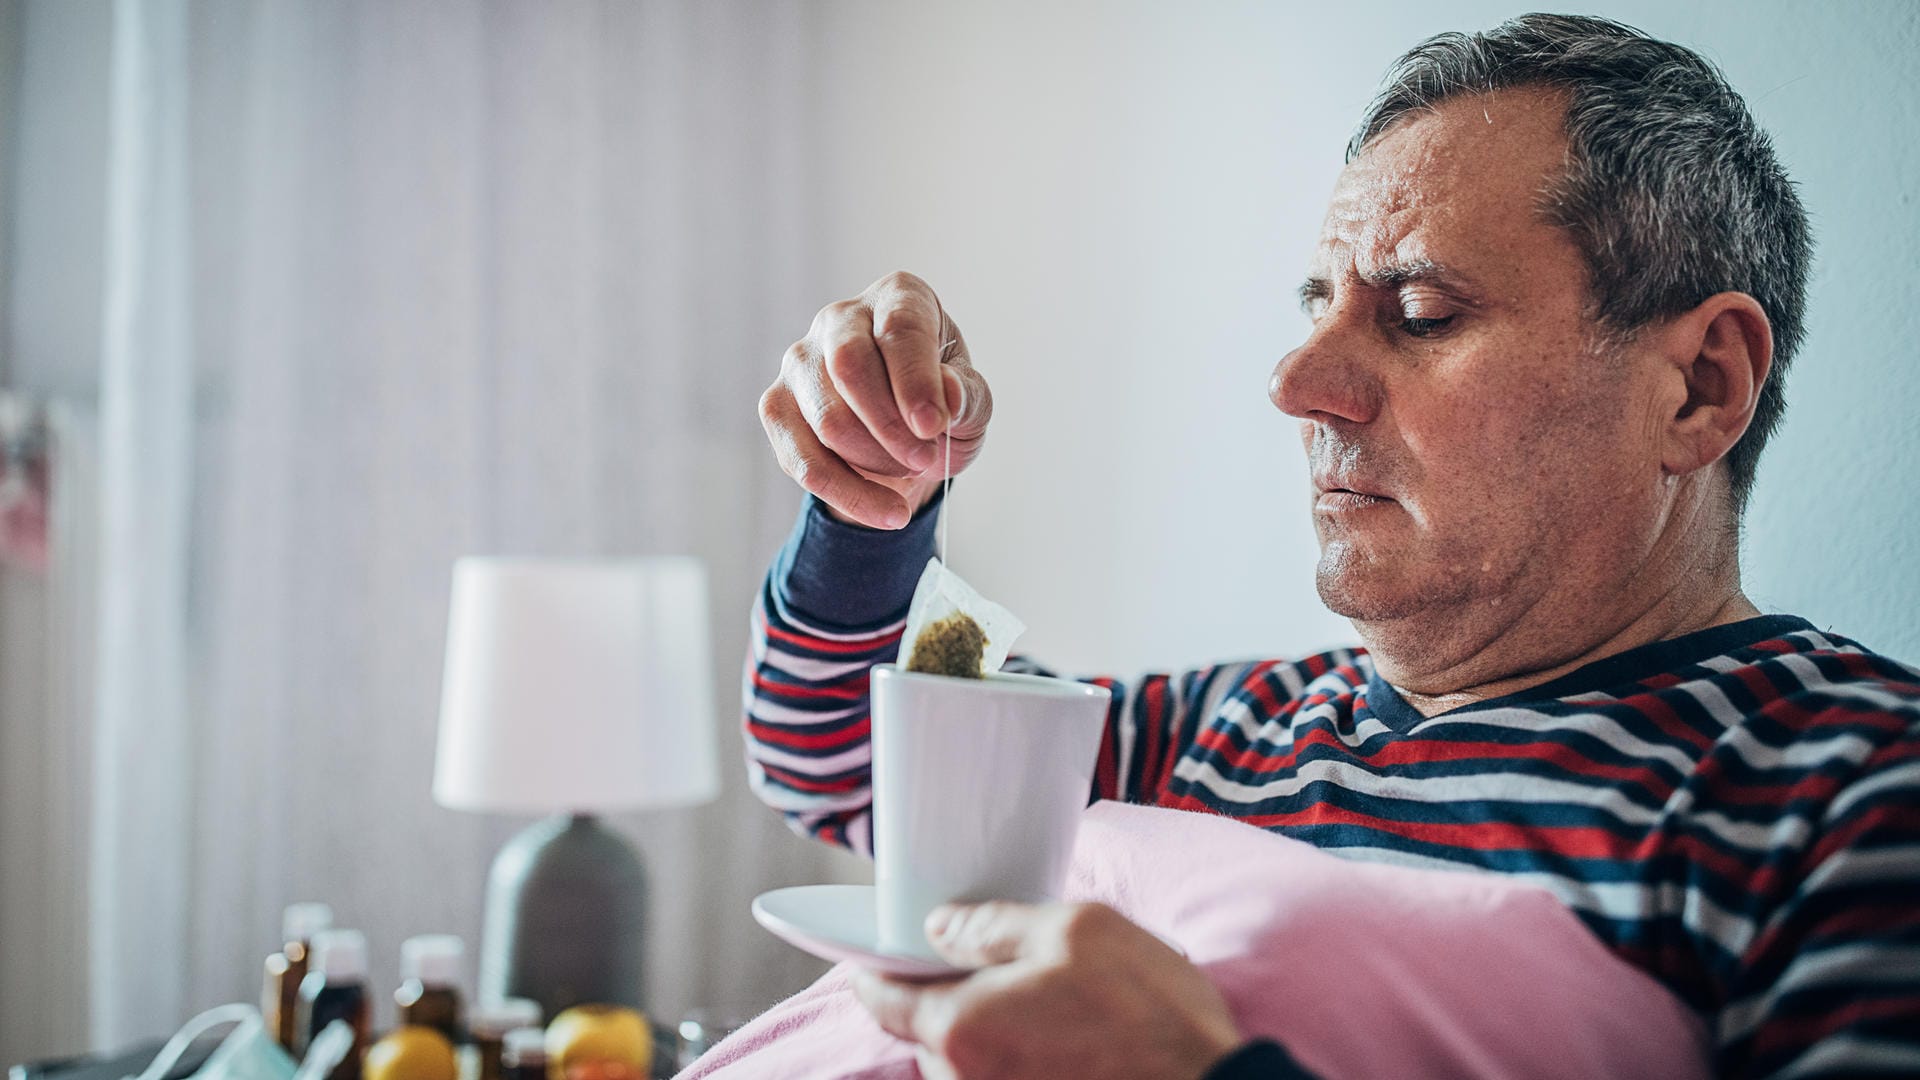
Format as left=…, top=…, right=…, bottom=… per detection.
left=870, top=663, right=1113, bottom=957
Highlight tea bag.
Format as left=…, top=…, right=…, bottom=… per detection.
left=900, top=556, right=1025, bottom=678
left=899, top=355, right=1022, bottom=677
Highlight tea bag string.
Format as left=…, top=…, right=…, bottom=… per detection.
left=936, top=337, right=960, bottom=570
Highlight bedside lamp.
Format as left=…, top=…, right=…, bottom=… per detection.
left=433, top=557, right=720, bottom=1020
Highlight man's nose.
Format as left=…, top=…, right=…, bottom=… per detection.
left=1269, top=320, right=1379, bottom=425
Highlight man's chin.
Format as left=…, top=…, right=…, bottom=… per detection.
left=1317, top=574, right=1405, bottom=623
left=1315, top=552, right=1459, bottom=624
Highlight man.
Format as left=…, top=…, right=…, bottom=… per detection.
left=748, top=14, right=1918, bottom=1080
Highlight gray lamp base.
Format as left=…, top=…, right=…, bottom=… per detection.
left=478, top=812, right=648, bottom=1019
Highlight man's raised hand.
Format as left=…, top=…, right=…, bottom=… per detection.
left=759, top=271, right=992, bottom=529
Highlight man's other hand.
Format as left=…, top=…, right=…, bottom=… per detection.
left=759, top=271, right=993, bottom=530
left=852, top=901, right=1242, bottom=1080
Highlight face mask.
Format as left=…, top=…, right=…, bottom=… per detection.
left=127, top=1005, right=351, bottom=1080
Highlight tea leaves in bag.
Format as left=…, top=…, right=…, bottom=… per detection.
left=899, top=557, right=1025, bottom=678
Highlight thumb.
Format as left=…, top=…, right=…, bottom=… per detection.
left=941, top=365, right=992, bottom=441
left=923, top=901, right=1041, bottom=967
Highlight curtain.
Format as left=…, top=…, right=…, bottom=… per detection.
left=0, top=400, right=99, bottom=1063
left=90, top=0, right=195, bottom=1045
left=51, top=0, right=849, bottom=1050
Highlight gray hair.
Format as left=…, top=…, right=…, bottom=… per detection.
left=1350, top=13, right=1812, bottom=516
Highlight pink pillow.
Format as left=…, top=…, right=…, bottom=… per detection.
left=686, top=802, right=1709, bottom=1079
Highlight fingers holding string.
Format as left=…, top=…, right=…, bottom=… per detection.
left=759, top=381, right=912, bottom=529
left=940, top=361, right=993, bottom=444
left=920, top=308, right=991, bottom=444
left=785, top=339, right=920, bottom=480
left=867, top=272, right=955, bottom=443
left=819, top=294, right=939, bottom=474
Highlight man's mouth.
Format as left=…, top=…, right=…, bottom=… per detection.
left=1311, top=473, right=1395, bottom=513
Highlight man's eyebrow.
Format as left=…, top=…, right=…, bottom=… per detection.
left=1297, top=261, right=1482, bottom=313
left=1360, top=259, right=1481, bottom=292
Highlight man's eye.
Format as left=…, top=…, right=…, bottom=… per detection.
left=1401, top=315, right=1455, bottom=338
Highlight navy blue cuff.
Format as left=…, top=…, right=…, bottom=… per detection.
left=1200, top=1038, right=1317, bottom=1080
left=770, top=489, right=946, bottom=631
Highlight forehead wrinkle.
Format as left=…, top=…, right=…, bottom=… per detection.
left=1318, top=102, right=1519, bottom=274
left=1317, top=200, right=1427, bottom=286
left=1358, top=208, right=1427, bottom=280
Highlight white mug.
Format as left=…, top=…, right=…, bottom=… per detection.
left=870, top=663, right=1112, bottom=957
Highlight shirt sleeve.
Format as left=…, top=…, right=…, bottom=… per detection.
left=742, top=493, right=941, bottom=854
left=1199, top=1039, right=1319, bottom=1080
left=1715, top=720, right=1920, bottom=1077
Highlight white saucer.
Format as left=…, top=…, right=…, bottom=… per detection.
left=751, top=884, right=971, bottom=981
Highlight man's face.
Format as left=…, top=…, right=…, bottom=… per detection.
left=1273, top=88, right=1674, bottom=672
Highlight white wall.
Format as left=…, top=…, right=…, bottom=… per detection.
left=809, top=0, right=1920, bottom=677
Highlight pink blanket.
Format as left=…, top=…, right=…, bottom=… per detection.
left=685, top=802, right=1709, bottom=1079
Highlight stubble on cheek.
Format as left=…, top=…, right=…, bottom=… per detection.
left=1310, top=348, right=1614, bottom=626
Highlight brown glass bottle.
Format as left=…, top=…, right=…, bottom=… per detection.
left=500, top=1028, right=546, bottom=1080
left=395, top=934, right=466, bottom=1044
left=469, top=998, right=541, bottom=1080
left=263, top=902, right=334, bottom=1051
left=296, top=929, right=372, bottom=1080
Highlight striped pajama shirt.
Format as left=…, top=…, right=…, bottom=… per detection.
left=744, top=496, right=1920, bottom=1078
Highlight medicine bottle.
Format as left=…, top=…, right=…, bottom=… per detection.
left=262, top=902, right=335, bottom=1051
left=296, top=928, right=372, bottom=1080
left=395, top=934, right=466, bottom=1044
left=468, top=998, right=541, bottom=1080
left=500, top=1028, right=547, bottom=1080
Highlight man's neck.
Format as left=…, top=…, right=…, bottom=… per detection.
left=1389, top=587, right=1762, bottom=718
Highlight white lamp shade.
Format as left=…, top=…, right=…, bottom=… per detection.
left=433, top=557, right=721, bottom=814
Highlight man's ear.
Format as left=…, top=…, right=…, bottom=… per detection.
left=1656, top=291, right=1773, bottom=478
